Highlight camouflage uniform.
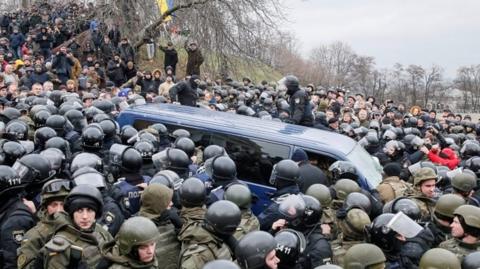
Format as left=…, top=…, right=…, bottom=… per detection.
left=233, top=209, right=260, bottom=240
left=439, top=238, right=480, bottom=261
left=376, top=176, right=413, bottom=203
left=17, top=211, right=70, bottom=269
left=139, top=184, right=180, bottom=269
left=101, top=241, right=158, bottom=269
left=178, top=225, right=232, bottom=269
left=42, top=220, right=113, bottom=268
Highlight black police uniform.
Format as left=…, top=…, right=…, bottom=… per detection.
left=258, top=184, right=300, bottom=231
left=302, top=225, right=333, bottom=269
left=288, top=88, right=313, bottom=127
left=0, top=197, right=36, bottom=269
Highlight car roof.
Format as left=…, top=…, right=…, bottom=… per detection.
left=122, top=103, right=357, bottom=155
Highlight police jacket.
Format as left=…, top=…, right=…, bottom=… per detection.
left=289, top=88, right=313, bottom=126
left=169, top=80, right=198, bottom=107
left=258, top=184, right=300, bottom=231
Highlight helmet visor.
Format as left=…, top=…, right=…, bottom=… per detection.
left=74, top=172, right=106, bottom=189
left=152, top=150, right=169, bottom=170
left=13, top=161, right=32, bottom=182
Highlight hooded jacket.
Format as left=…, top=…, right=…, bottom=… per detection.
left=427, top=147, right=459, bottom=170
left=100, top=240, right=157, bottom=269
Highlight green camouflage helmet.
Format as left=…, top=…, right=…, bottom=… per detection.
left=419, top=248, right=461, bottom=269
left=345, top=208, right=371, bottom=234
left=117, top=216, right=158, bottom=255
left=334, top=179, right=360, bottom=201
left=306, top=184, right=332, bottom=206
left=434, top=194, right=465, bottom=219
left=453, top=205, right=480, bottom=229
left=451, top=173, right=477, bottom=192
left=224, top=183, right=252, bottom=209
left=413, top=167, right=437, bottom=186
left=40, top=178, right=72, bottom=207
left=343, top=243, right=386, bottom=269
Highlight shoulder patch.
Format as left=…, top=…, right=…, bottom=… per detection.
left=13, top=230, right=25, bottom=244
left=295, top=98, right=300, bottom=104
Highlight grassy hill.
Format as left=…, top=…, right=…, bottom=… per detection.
left=136, top=43, right=283, bottom=83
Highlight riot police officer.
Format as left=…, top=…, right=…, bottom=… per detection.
left=110, top=144, right=148, bottom=218
left=0, top=165, right=37, bottom=269
left=284, top=75, right=313, bottom=126
left=258, top=159, right=301, bottom=231
left=206, top=156, right=240, bottom=205
left=153, top=147, right=190, bottom=179
left=179, top=200, right=241, bottom=269
left=100, top=216, right=158, bottom=268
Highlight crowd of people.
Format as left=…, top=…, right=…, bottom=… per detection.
left=1, top=2, right=480, bottom=269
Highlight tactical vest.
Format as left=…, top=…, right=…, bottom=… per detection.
left=233, top=210, right=260, bottom=240
left=155, top=222, right=180, bottom=269
left=439, top=238, right=480, bottom=261
left=331, top=236, right=362, bottom=266
left=385, top=180, right=414, bottom=199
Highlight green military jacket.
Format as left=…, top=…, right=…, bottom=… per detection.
left=101, top=240, right=158, bottom=269
left=152, top=217, right=180, bottom=269
left=409, top=190, right=436, bottom=222
left=439, top=238, right=480, bottom=261
left=233, top=209, right=260, bottom=240
left=18, top=211, right=70, bottom=269
left=179, top=206, right=206, bottom=234
left=42, top=220, right=113, bottom=269
left=331, top=233, right=365, bottom=266
left=178, top=224, right=232, bottom=269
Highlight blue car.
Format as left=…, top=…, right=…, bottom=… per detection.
left=117, top=104, right=383, bottom=215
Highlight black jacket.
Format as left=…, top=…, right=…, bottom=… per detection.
left=288, top=88, right=314, bottom=126
left=169, top=80, right=198, bottom=107
left=160, top=46, right=178, bottom=69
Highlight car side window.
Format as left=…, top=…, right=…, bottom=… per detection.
left=211, top=134, right=290, bottom=186
left=301, top=149, right=338, bottom=183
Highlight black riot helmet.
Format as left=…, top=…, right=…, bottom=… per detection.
left=120, top=125, right=138, bottom=145
left=328, top=160, right=358, bottom=181
left=13, top=153, right=54, bottom=187
left=5, top=120, right=29, bottom=140
left=46, top=115, right=68, bottom=136
left=99, top=119, right=118, bottom=138
left=0, top=165, right=23, bottom=199
left=203, top=145, right=226, bottom=161
left=152, top=148, right=190, bottom=177
left=274, top=229, right=307, bottom=267
left=224, top=183, right=252, bottom=210
left=134, top=140, right=155, bottom=161
left=64, top=109, right=87, bottom=133
left=205, top=200, right=241, bottom=236
left=462, top=252, right=480, bottom=269
left=84, top=106, right=105, bottom=123
left=45, top=137, right=71, bottom=159
left=461, top=142, right=480, bottom=159
left=366, top=213, right=398, bottom=254
left=344, top=192, right=372, bottom=215
left=150, top=170, right=183, bottom=190
left=121, top=147, right=143, bottom=173
left=235, top=231, right=277, bottom=269
left=33, top=109, right=51, bottom=128
left=1, top=107, right=21, bottom=122
left=40, top=148, right=65, bottom=176
left=383, top=197, right=421, bottom=222
left=269, top=159, right=300, bottom=186
left=64, top=184, right=104, bottom=218
left=149, top=123, right=169, bottom=140
left=465, top=156, right=480, bottom=177
left=70, top=152, right=104, bottom=174
left=72, top=167, right=106, bottom=189
left=173, top=137, right=195, bottom=158
left=170, top=129, right=190, bottom=139
left=81, top=124, right=104, bottom=150
left=279, top=194, right=306, bottom=229
left=303, top=194, right=323, bottom=227
left=210, top=156, right=237, bottom=184
left=237, top=105, right=256, bottom=117
left=178, top=177, right=206, bottom=208
left=284, top=75, right=300, bottom=91
left=34, top=127, right=57, bottom=147
left=93, top=99, right=115, bottom=114
left=1, top=141, right=26, bottom=165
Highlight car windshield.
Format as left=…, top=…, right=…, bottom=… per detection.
left=347, top=143, right=382, bottom=188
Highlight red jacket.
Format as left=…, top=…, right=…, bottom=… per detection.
left=427, top=147, right=459, bottom=170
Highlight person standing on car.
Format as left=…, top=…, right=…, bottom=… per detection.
left=284, top=75, right=314, bottom=127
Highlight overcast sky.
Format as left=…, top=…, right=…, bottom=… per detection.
left=281, top=0, right=480, bottom=78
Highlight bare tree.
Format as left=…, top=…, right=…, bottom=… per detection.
left=406, top=65, right=425, bottom=106
left=423, top=65, right=443, bottom=107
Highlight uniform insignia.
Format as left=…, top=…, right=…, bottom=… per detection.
left=295, top=98, right=300, bottom=104
left=105, top=212, right=115, bottom=223
left=13, top=230, right=25, bottom=244
left=17, top=254, right=27, bottom=267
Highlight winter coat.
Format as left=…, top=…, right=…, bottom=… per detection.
left=427, top=147, right=459, bottom=170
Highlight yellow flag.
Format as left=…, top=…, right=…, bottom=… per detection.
left=157, top=0, right=172, bottom=22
